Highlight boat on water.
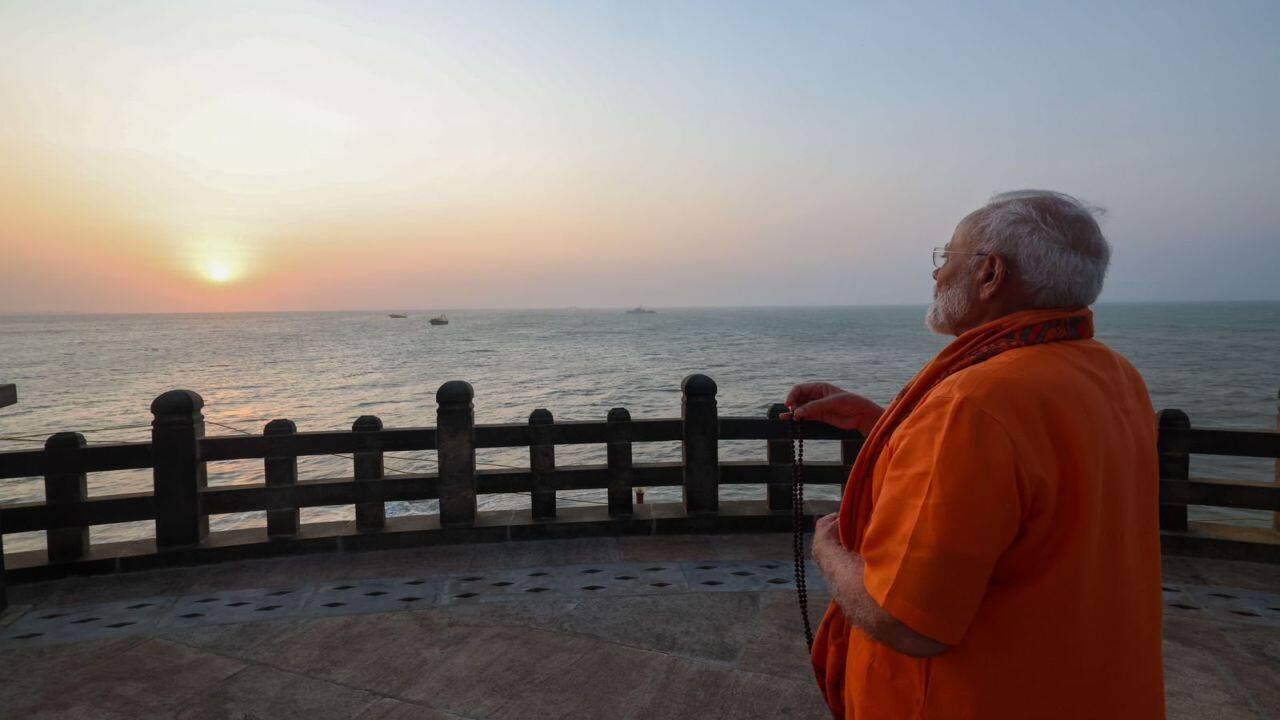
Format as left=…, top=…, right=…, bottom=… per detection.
left=429, top=314, right=449, bottom=325
left=626, top=307, right=656, bottom=314
left=388, top=313, right=408, bottom=318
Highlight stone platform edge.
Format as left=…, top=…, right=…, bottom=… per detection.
left=6, top=500, right=1280, bottom=586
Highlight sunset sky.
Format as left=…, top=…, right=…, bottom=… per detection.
left=1, top=1, right=1277, bottom=313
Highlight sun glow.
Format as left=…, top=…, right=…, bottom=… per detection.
left=189, top=238, right=249, bottom=286
left=204, top=262, right=235, bottom=284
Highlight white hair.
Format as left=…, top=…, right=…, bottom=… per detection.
left=962, top=190, right=1111, bottom=308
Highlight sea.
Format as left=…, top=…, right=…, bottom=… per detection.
left=1, top=302, right=1277, bottom=552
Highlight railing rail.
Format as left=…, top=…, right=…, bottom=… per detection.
left=2, top=375, right=1279, bottom=608
left=1161, top=426, right=1280, bottom=458
left=0, top=417, right=874, bottom=481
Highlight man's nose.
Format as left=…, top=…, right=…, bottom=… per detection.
left=931, top=268, right=940, bottom=281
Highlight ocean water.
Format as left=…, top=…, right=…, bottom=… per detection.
left=1, top=302, right=1277, bottom=552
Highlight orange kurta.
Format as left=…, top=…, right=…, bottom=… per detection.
left=831, top=333, right=1164, bottom=718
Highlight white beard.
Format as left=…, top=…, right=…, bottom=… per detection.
left=925, top=280, right=972, bottom=335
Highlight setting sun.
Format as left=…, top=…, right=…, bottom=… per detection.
left=188, top=237, right=249, bottom=286
left=204, top=262, right=234, bottom=284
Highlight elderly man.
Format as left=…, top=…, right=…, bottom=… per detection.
left=786, top=191, right=1163, bottom=719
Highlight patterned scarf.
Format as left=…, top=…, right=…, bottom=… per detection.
left=811, top=307, right=1094, bottom=717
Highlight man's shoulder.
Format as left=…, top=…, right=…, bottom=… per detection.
left=929, top=339, right=1148, bottom=414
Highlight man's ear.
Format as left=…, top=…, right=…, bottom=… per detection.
left=976, top=254, right=1007, bottom=300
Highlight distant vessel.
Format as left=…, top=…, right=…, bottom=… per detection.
left=429, top=314, right=449, bottom=325
left=626, top=307, right=656, bottom=314
left=388, top=313, right=408, bottom=319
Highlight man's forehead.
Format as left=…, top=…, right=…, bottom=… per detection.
left=947, top=223, right=973, bottom=249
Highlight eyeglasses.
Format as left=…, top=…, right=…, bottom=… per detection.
left=932, top=247, right=990, bottom=269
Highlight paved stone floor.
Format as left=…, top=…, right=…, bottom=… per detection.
left=1, top=535, right=1277, bottom=719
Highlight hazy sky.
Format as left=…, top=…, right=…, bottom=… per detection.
left=1, top=1, right=1277, bottom=312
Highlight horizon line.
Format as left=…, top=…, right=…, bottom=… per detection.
left=3, top=298, right=1280, bottom=317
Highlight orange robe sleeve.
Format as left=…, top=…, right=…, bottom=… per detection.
left=860, top=391, right=1024, bottom=646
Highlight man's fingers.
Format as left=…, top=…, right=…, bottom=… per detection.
left=793, top=395, right=841, bottom=423
left=785, top=382, right=831, bottom=409
left=785, top=384, right=861, bottom=426
left=787, top=402, right=825, bottom=423
left=815, top=513, right=839, bottom=533
left=784, top=386, right=808, bottom=408
left=784, top=384, right=808, bottom=407
left=811, top=514, right=841, bottom=555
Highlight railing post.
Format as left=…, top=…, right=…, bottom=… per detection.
left=437, top=381, right=476, bottom=526
left=1157, top=409, right=1190, bottom=532
left=353, top=415, right=385, bottom=532
left=607, top=408, right=634, bottom=518
left=1274, top=388, right=1279, bottom=532
left=529, top=409, right=556, bottom=520
left=766, top=404, right=793, bottom=512
left=0, top=383, right=13, bottom=609
left=264, top=419, right=299, bottom=538
left=840, top=434, right=862, bottom=494
left=44, top=431, right=90, bottom=562
left=0, top=522, right=6, bottom=611
left=682, top=374, right=719, bottom=516
left=151, top=390, right=207, bottom=548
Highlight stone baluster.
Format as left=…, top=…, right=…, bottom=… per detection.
left=437, top=381, right=476, bottom=526
left=529, top=409, right=556, bottom=520
left=682, top=374, right=719, bottom=516
left=1158, top=409, right=1191, bottom=532
left=766, top=404, right=793, bottom=513
left=151, top=390, right=208, bottom=548
left=353, top=415, right=385, bottom=532
left=263, top=419, right=299, bottom=538
left=607, top=408, right=634, bottom=518
left=44, top=431, right=89, bottom=562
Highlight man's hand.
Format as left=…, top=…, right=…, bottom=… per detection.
left=810, top=512, right=851, bottom=581
left=783, top=382, right=885, bottom=434
left=809, top=513, right=951, bottom=658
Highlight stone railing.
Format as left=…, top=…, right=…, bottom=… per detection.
left=2, top=375, right=1278, bottom=609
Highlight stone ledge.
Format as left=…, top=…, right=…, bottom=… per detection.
left=3, top=501, right=842, bottom=584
